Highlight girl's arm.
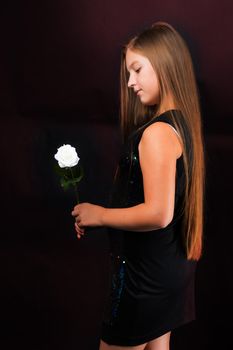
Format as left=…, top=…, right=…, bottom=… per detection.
left=72, top=122, right=182, bottom=233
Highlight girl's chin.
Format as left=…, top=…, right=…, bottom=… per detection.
left=138, top=94, right=158, bottom=105
left=139, top=98, right=157, bottom=106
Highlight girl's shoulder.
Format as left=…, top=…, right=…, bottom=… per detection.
left=139, top=117, right=183, bottom=160
left=129, top=109, right=184, bottom=145
left=127, top=109, right=192, bottom=167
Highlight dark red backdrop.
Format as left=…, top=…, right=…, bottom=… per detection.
left=0, top=1, right=233, bottom=349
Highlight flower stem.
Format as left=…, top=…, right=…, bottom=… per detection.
left=70, top=167, right=79, bottom=204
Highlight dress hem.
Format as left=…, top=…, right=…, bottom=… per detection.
left=100, top=318, right=196, bottom=346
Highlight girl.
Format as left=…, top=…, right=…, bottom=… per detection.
left=72, top=21, right=205, bottom=350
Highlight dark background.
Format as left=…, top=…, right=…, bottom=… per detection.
left=1, top=1, right=233, bottom=349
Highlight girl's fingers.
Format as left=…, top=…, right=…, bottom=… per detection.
left=75, top=222, right=84, bottom=233
left=75, top=216, right=81, bottom=224
left=76, top=228, right=81, bottom=239
left=75, top=222, right=85, bottom=237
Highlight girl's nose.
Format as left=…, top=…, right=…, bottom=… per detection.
left=127, top=74, right=136, bottom=88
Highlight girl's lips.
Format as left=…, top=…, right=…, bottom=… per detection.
left=136, top=89, right=142, bottom=95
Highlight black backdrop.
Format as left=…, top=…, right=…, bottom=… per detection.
left=0, top=1, right=233, bottom=349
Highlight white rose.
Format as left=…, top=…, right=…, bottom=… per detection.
left=54, top=144, right=80, bottom=168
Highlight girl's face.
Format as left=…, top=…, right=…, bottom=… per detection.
left=125, top=48, right=160, bottom=106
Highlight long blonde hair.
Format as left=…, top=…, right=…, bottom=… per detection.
left=120, top=22, right=205, bottom=261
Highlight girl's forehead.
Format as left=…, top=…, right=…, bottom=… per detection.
left=125, top=49, right=147, bottom=68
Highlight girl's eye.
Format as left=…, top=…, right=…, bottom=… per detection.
left=135, top=67, right=141, bottom=73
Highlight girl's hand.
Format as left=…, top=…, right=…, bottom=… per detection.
left=71, top=203, right=106, bottom=239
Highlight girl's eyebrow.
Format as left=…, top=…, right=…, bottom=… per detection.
left=126, top=60, right=140, bottom=71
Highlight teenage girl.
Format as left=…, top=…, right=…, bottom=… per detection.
left=72, top=21, right=205, bottom=350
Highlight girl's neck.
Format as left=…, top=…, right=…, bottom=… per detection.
left=156, top=95, right=176, bottom=116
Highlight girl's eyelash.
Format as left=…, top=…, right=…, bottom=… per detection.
left=135, top=68, right=141, bottom=73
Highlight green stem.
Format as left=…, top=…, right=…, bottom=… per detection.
left=70, top=167, right=79, bottom=204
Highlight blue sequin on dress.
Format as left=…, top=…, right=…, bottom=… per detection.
left=102, top=253, right=126, bottom=326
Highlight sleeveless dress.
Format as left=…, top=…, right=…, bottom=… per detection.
left=100, top=110, right=197, bottom=346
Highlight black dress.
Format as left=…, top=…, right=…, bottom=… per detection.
left=100, top=110, right=197, bottom=346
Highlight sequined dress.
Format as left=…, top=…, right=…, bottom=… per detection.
left=100, top=110, right=197, bottom=346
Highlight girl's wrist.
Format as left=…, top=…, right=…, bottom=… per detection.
left=100, top=206, right=108, bottom=227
